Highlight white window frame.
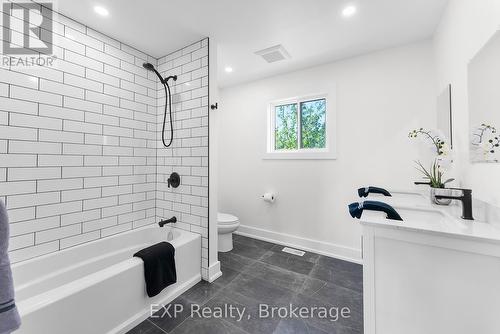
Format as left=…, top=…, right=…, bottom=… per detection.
left=265, top=93, right=336, bottom=160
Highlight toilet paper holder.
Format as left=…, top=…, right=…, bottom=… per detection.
left=262, top=193, right=275, bottom=203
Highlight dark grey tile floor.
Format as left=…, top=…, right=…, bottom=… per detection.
left=127, top=235, right=363, bottom=334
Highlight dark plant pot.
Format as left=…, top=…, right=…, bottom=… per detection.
left=430, top=187, right=452, bottom=206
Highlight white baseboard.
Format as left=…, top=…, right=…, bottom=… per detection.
left=236, top=225, right=362, bottom=264
left=207, top=261, right=222, bottom=283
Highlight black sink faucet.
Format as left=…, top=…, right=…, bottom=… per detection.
left=414, top=181, right=431, bottom=186
left=434, top=188, right=474, bottom=220
left=159, top=216, right=177, bottom=227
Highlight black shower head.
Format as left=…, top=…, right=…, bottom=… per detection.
left=142, top=62, right=155, bottom=71
left=143, top=62, right=164, bottom=84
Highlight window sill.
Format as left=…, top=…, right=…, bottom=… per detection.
left=263, top=151, right=337, bottom=160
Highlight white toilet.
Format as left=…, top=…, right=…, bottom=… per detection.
left=217, top=212, right=240, bottom=252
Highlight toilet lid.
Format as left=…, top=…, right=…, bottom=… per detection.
left=218, top=212, right=239, bottom=225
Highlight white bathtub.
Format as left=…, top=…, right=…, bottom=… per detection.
left=11, top=226, right=201, bottom=334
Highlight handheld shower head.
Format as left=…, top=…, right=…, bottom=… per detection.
left=142, top=62, right=155, bottom=71
left=142, top=62, right=178, bottom=148
left=142, top=62, right=164, bottom=84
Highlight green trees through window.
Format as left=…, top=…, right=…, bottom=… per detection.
left=275, top=98, right=326, bottom=150
left=275, top=103, right=298, bottom=150
left=301, top=99, right=326, bottom=148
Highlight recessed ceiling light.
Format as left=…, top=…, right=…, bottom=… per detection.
left=342, top=5, right=357, bottom=17
left=225, top=66, right=233, bottom=73
left=94, top=6, right=109, bottom=17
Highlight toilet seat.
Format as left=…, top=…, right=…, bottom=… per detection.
left=217, top=213, right=239, bottom=225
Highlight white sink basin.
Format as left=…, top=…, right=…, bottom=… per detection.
left=363, top=205, right=470, bottom=233
left=358, top=195, right=500, bottom=245
left=397, top=207, right=446, bottom=223
left=364, top=206, right=443, bottom=223
left=364, top=190, right=429, bottom=207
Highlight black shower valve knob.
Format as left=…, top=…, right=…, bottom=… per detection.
left=167, top=172, right=181, bottom=188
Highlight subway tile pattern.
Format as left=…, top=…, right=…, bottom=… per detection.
left=0, top=3, right=209, bottom=276
left=0, top=3, right=157, bottom=261
left=156, top=40, right=210, bottom=279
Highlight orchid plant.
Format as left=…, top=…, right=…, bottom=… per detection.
left=409, top=128, right=454, bottom=188
left=414, top=160, right=454, bottom=188
left=408, top=128, right=448, bottom=156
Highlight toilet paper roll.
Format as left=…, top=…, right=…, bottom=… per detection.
left=262, top=193, right=275, bottom=203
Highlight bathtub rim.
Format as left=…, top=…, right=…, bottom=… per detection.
left=11, top=225, right=192, bottom=270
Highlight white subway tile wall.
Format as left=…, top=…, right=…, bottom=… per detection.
left=1, top=3, right=209, bottom=278
left=156, top=40, right=209, bottom=278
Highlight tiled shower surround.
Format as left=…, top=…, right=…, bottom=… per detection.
left=156, top=41, right=210, bottom=277
left=0, top=5, right=209, bottom=277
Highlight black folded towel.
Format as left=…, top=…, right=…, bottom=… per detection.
left=134, top=242, right=177, bottom=297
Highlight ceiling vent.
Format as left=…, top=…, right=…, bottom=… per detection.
left=255, top=44, right=291, bottom=63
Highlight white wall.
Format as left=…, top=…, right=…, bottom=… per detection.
left=433, top=0, right=500, bottom=205
left=218, top=41, right=436, bottom=260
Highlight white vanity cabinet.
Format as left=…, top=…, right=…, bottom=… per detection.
left=360, top=209, right=500, bottom=334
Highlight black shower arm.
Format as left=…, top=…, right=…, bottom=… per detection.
left=165, top=75, right=177, bottom=82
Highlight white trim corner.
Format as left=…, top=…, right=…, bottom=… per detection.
left=207, top=260, right=222, bottom=283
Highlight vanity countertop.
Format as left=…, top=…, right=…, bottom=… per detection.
left=358, top=190, right=500, bottom=244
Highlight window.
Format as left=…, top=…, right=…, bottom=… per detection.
left=266, top=94, right=335, bottom=159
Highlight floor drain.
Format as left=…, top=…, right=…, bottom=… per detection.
left=281, top=247, right=305, bottom=256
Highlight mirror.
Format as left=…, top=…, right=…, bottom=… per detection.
left=468, top=30, right=500, bottom=163
left=437, top=84, right=453, bottom=149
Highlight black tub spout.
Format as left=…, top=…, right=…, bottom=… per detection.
left=159, top=216, right=177, bottom=227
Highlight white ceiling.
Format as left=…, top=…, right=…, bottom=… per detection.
left=55, top=0, right=449, bottom=87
